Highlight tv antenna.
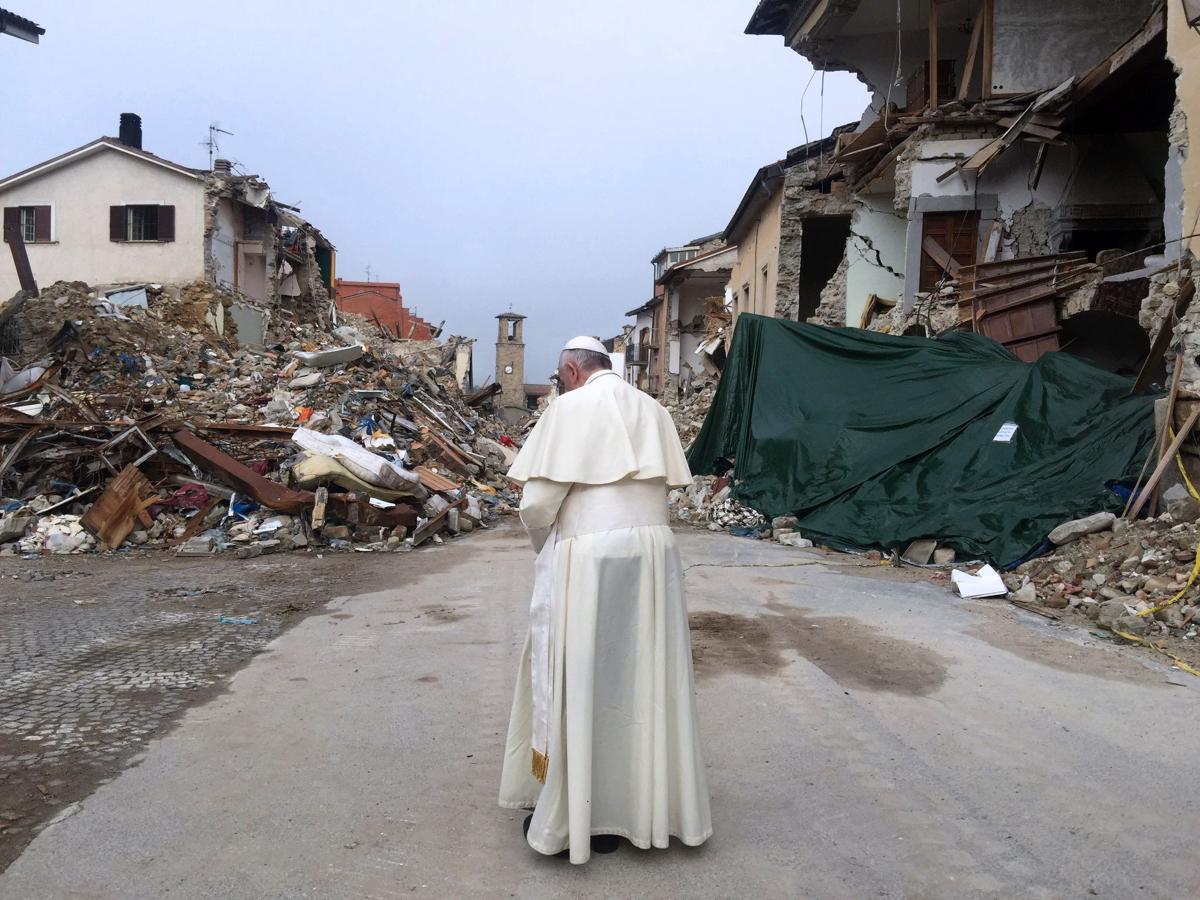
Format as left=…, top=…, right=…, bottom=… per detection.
left=201, top=122, right=234, bottom=169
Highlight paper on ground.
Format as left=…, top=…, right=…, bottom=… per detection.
left=951, top=564, right=1007, bottom=598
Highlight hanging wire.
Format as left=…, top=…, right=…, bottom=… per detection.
left=799, top=66, right=818, bottom=147
left=883, top=0, right=904, bottom=129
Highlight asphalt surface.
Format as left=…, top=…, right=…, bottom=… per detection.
left=2, top=522, right=1198, bottom=899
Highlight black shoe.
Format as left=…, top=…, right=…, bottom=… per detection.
left=591, top=834, right=620, bottom=854
left=523, top=814, right=532, bottom=838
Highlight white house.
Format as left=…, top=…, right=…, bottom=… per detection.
left=0, top=114, right=335, bottom=324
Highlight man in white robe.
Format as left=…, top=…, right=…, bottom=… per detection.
left=498, top=336, right=712, bottom=864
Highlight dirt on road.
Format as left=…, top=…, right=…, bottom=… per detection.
left=0, top=544, right=452, bottom=872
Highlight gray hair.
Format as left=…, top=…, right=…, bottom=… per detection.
left=559, top=348, right=612, bottom=371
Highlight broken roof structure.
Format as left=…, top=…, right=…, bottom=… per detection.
left=738, top=0, right=1180, bottom=369
left=0, top=7, right=43, bottom=43
left=0, top=115, right=337, bottom=336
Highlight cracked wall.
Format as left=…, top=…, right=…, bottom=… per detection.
left=844, top=194, right=906, bottom=327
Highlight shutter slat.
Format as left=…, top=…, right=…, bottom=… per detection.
left=33, top=206, right=51, bottom=242
left=110, top=206, right=125, bottom=242
left=158, top=205, right=175, bottom=242
left=2, top=207, right=17, bottom=244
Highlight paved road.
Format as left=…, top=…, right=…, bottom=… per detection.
left=2, top=523, right=1198, bottom=899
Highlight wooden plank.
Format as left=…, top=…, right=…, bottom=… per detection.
left=957, top=3, right=985, bottom=101
left=966, top=266, right=1091, bottom=305
left=981, top=0, right=993, bottom=99
left=995, top=117, right=1063, bottom=142
left=921, top=235, right=962, bottom=279
left=1149, top=352, right=1185, bottom=516
left=312, top=486, right=328, bottom=530
left=172, top=428, right=315, bottom=514
left=0, top=425, right=41, bottom=483
left=1127, top=406, right=1200, bottom=520
left=929, top=0, right=940, bottom=110
left=80, top=464, right=158, bottom=550
left=411, top=497, right=467, bottom=547
left=1132, top=277, right=1196, bottom=394
left=1030, top=142, right=1049, bottom=191
left=2, top=220, right=38, bottom=295
left=937, top=137, right=1003, bottom=183
left=414, top=465, right=458, bottom=493
left=853, top=138, right=909, bottom=191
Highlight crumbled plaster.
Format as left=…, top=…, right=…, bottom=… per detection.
left=809, top=248, right=849, bottom=327
left=1169, top=83, right=1189, bottom=151
left=892, top=139, right=921, bottom=214
left=1145, top=265, right=1200, bottom=394
left=202, top=176, right=227, bottom=285
left=1004, top=203, right=1054, bottom=258
left=869, top=288, right=959, bottom=336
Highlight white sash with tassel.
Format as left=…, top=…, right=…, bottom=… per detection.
left=528, top=523, right=558, bottom=782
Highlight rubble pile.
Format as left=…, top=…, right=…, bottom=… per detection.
left=1008, top=512, right=1200, bottom=648
left=666, top=379, right=718, bottom=448
left=0, top=280, right=519, bottom=558
left=668, top=473, right=767, bottom=535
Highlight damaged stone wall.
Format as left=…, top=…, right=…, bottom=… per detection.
left=808, top=248, right=849, bottom=327
left=775, top=164, right=856, bottom=320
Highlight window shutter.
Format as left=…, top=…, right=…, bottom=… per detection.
left=157, top=205, right=175, bottom=242
left=2, top=207, right=17, bottom=244
left=33, top=206, right=51, bottom=242
left=110, top=206, right=126, bottom=242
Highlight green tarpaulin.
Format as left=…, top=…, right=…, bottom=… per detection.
left=687, top=314, right=1157, bottom=566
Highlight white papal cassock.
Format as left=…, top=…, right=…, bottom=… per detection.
left=498, top=368, right=712, bottom=864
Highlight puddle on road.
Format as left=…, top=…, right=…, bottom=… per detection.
left=420, top=605, right=470, bottom=624
left=690, top=602, right=948, bottom=696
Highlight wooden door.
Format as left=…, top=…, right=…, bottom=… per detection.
left=920, top=210, right=980, bottom=291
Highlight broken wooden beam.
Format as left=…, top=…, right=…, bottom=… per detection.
left=1126, top=406, right=1200, bottom=521
left=411, top=497, right=467, bottom=547
left=172, top=428, right=315, bottom=514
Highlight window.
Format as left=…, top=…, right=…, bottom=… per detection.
left=2, top=205, right=51, bottom=243
left=20, top=208, right=36, bottom=243
left=128, top=205, right=158, bottom=241
left=109, top=205, right=175, bottom=243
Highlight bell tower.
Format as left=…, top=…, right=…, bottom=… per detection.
left=495, top=312, right=526, bottom=412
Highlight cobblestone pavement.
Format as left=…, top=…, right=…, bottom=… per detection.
left=0, top=549, right=416, bottom=872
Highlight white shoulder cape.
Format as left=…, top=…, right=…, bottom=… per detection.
left=507, top=372, right=692, bottom=487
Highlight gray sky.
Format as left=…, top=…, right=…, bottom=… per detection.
left=4, top=1, right=868, bottom=382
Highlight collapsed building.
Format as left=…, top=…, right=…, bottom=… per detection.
left=641, top=2, right=1200, bottom=670
left=741, top=0, right=1191, bottom=368
left=0, top=115, right=507, bottom=559
left=1, top=113, right=336, bottom=348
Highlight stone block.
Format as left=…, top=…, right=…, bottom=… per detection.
left=1048, top=512, right=1115, bottom=546
left=778, top=532, right=814, bottom=549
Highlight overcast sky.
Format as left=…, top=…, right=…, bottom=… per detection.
left=4, top=1, right=868, bottom=381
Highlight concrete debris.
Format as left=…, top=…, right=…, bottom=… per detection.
left=1048, top=512, right=1116, bottom=546
left=1006, top=512, right=1200, bottom=668
left=1, top=279, right=520, bottom=558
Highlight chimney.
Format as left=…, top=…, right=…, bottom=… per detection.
left=118, top=113, right=142, bottom=150
left=213, top=158, right=232, bottom=176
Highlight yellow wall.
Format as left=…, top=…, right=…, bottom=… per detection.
left=1169, top=2, right=1200, bottom=258
left=727, top=187, right=783, bottom=327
